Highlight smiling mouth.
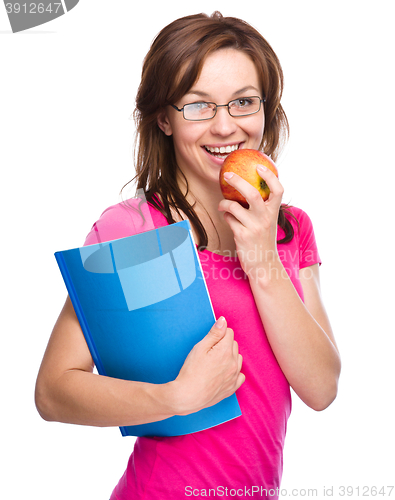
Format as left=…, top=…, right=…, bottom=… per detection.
left=204, top=143, right=240, bottom=159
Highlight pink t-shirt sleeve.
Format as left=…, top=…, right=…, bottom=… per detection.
left=293, top=207, right=322, bottom=268
left=83, top=199, right=158, bottom=246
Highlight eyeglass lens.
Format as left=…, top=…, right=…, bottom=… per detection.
left=184, top=97, right=261, bottom=120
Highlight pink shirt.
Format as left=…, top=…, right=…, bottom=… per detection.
left=84, top=201, right=321, bottom=499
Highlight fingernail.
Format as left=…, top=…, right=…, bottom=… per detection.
left=215, top=316, right=226, bottom=329
left=223, top=172, right=234, bottom=180
left=257, top=165, right=267, bottom=172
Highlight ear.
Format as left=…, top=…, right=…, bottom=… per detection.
left=157, top=110, right=173, bottom=136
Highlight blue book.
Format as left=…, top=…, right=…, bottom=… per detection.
left=55, top=220, right=241, bottom=437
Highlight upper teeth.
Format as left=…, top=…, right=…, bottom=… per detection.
left=206, top=144, right=239, bottom=154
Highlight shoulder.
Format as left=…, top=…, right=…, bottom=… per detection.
left=287, top=206, right=321, bottom=266
left=286, top=205, right=314, bottom=226
left=284, top=205, right=318, bottom=237
left=83, top=199, right=167, bottom=246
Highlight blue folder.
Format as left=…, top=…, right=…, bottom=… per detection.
left=55, top=220, right=241, bottom=437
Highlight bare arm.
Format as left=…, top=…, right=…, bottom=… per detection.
left=219, top=166, right=341, bottom=411
left=249, top=262, right=340, bottom=411
left=35, top=297, right=244, bottom=427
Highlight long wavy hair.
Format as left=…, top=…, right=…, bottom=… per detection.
left=123, top=12, right=297, bottom=248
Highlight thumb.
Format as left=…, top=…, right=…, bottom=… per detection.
left=203, top=316, right=227, bottom=349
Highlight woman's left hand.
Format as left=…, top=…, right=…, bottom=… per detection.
left=218, top=165, right=284, bottom=277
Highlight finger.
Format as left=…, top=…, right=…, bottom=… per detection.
left=208, top=327, right=235, bottom=355
left=223, top=169, right=283, bottom=209
left=232, top=339, right=239, bottom=358
left=202, top=316, right=227, bottom=351
left=222, top=171, right=263, bottom=209
left=238, top=353, right=243, bottom=370
left=223, top=327, right=235, bottom=346
left=219, top=198, right=254, bottom=228
left=218, top=198, right=246, bottom=214
left=236, top=372, right=246, bottom=389
left=256, top=165, right=284, bottom=200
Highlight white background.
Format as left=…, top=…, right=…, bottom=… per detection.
left=1, top=1, right=394, bottom=498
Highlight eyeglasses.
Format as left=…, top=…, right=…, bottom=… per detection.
left=170, top=96, right=265, bottom=121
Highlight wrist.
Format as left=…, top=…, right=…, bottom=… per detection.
left=147, top=380, right=194, bottom=418
left=247, top=255, right=287, bottom=288
left=145, top=381, right=178, bottom=419
left=161, top=379, right=200, bottom=417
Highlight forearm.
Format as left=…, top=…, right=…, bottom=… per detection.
left=249, top=258, right=341, bottom=410
left=36, top=298, right=244, bottom=428
left=35, top=369, right=178, bottom=427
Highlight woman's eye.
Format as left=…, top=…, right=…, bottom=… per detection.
left=190, top=102, right=209, bottom=111
left=235, top=98, right=252, bottom=107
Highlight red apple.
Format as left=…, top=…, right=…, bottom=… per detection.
left=219, top=149, right=278, bottom=208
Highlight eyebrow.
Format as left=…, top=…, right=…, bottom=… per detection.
left=186, top=86, right=261, bottom=100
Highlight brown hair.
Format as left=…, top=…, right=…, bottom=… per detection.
left=123, top=12, right=297, bottom=247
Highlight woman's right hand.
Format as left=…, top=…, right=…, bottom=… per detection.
left=169, top=316, right=245, bottom=416
left=35, top=299, right=244, bottom=428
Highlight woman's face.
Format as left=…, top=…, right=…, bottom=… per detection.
left=158, top=48, right=265, bottom=192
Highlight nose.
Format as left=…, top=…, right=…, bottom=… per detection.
left=209, top=106, right=238, bottom=137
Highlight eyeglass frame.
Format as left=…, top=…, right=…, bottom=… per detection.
left=169, top=96, right=266, bottom=121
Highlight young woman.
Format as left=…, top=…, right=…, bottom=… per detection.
left=35, top=12, right=341, bottom=499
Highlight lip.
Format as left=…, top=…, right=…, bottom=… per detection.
left=202, top=142, right=244, bottom=149
left=201, top=146, right=224, bottom=166
left=203, top=142, right=243, bottom=149
left=201, top=142, right=244, bottom=166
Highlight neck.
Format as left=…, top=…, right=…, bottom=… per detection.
left=175, top=170, right=237, bottom=255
